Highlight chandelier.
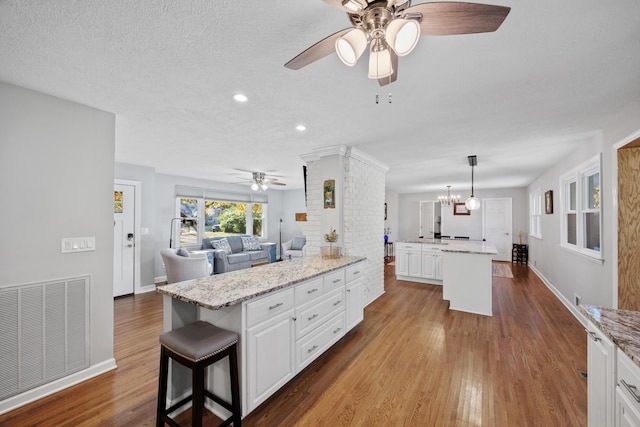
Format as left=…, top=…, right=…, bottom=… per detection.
left=438, top=185, right=460, bottom=206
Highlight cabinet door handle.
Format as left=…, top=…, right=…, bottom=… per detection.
left=585, top=329, right=601, bottom=342
left=269, top=302, right=284, bottom=310
left=308, top=313, right=318, bottom=321
left=307, top=345, right=318, bottom=353
left=333, top=300, right=342, bottom=306
left=621, top=380, right=640, bottom=403
left=307, top=288, right=319, bottom=294
left=353, top=271, right=360, bottom=275
left=333, top=279, right=342, bottom=284
left=333, top=327, right=342, bottom=334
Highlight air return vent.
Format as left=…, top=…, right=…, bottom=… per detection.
left=0, top=277, right=89, bottom=400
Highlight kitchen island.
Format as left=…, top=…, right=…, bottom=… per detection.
left=157, top=254, right=366, bottom=418
left=395, top=239, right=497, bottom=316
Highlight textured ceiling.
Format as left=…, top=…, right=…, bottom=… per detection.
left=1, top=0, right=639, bottom=193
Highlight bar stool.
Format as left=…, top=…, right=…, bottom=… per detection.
left=157, top=320, right=241, bottom=427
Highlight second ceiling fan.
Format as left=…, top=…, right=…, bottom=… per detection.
left=285, top=1, right=511, bottom=86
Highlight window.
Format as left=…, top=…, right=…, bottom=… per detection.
left=559, top=155, right=602, bottom=259
left=529, top=189, right=542, bottom=239
left=176, top=197, right=267, bottom=247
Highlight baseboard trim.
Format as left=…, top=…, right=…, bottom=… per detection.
left=528, top=263, right=588, bottom=327
left=0, top=358, right=117, bottom=415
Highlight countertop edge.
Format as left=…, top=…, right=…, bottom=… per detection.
left=580, top=304, right=640, bottom=368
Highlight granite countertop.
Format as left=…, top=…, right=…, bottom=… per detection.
left=157, top=254, right=366, bottom=311
left=396, top=239, right=498, bottom=255
left=580, top=305, right=640, bottom=367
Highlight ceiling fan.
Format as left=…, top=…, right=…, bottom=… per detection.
left=249, top=172, right=286, bottom=192
left=285, top=1, right=510, bottom=86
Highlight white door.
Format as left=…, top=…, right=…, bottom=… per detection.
left=482, top=198, right=512, bottom=262
left=113, top=184, right=135, bottom=297
left=420, top=201, right=434, bottom=238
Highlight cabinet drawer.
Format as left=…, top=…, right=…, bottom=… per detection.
left=246, top=288, right=294, bottom=328
left=618, top=351, right=640, bottom=414
left=422, top=246, right=442, bottom=253
left=396, top=242, right=421, bottom=251
left=324, top=270, right=346, bottom=293
left=296, top=288, right=345, bottom=339
left=294, top=277, right=324, bottom=306
left=296, top=312, right=345, bottom=371
left=346, top=263, right=363, bottom=283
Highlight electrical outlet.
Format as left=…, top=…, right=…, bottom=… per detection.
left=574, top=294, right=581, bottom=306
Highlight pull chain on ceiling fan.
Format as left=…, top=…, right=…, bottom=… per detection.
left=285, top=1, right=511, bottom=86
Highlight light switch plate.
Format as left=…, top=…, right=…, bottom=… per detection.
left=61, top=237, right=96, bottom=253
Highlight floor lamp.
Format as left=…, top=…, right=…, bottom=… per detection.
left=278, top=218, right=283, bottom=261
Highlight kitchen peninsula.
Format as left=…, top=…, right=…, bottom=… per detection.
left=157, top=254, right=365, bottom=418
left=395, top=238, right=497, bottom=316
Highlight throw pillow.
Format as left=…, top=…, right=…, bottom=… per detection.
left=241, top=236, right=261, bottom=251
left=291, top=236, right=306, bottom=250
left=176, top=247, right=190, bottom=257
left=211, top=238, right=232, bottom=254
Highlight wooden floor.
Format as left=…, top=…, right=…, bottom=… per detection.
left=0, top=261, right=587, bottom=426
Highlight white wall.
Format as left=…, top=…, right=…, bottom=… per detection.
left=280, top=189, right=307, bottom=256
left=397, top=188, right=527, bottom=242
left=526, top=101, right=640, bottom=309
left=0, top=81, right=116, bottom=408
left=384, top=190, right=399, bottom=243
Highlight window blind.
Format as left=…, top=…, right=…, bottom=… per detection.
left=175, top=185, right=268, bottom=204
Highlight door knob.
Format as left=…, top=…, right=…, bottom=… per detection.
left=127, top=244, right=133, bottom=248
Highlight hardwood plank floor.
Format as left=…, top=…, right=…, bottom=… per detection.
left=0, top=261, right=587, bottom=426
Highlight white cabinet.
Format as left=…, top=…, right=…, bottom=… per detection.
left=396, top=242, right=443, bottom=285
left=345, top=263, right=364, bottom=331
left=244, top=261, right=364, bottom=415
left=586, top=320, right=615, bottom=427
left=395, top=243, right=421, bottom=277
left=246, top=289, right=295, bottom=411
left=408, top=251, right=421, bottom=277
left=616, top=351, right=640, bottom=427
left=421, top=247, right=442, bottom=280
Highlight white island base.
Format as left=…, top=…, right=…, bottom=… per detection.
left=442, top=250, right=493, bottom=316
left=158, top=256, right=366, bottom=419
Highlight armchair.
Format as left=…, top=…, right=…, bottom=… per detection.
left=282, top=236, right=306, bottom=258
left=160, top=248, right=211, bottom=284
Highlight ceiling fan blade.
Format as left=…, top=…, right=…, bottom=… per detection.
left=404, top=2, right=511, bottom=36
left=378, top=50, right=399, bottom=86
left=267, top=181, right=287, bottom=186
left=285, top=28, right=352, bottom=70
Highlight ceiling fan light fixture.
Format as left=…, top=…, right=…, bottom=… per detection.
left=342, top=0, right=367, bottom=13
left=251, top=182, right=260, bottom=192
left=335, top=28, right=368, bottom=67
left=261, top=183, right=269, bottom=191
left=367, top=40, right=393, bottom=79
left=385, top=18, right=420, bottom=56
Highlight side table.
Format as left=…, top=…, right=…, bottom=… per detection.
left=385, top=242, right=394, bottom=260
left=512, top=244, right=528, bottom=264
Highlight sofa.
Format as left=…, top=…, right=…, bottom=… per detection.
left=282, top=236, right=306, bottom=258
left=201, top=235, right=270, bottom=274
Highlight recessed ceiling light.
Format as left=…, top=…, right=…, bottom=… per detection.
left=233, top=93, right=248, bottom=102
left=296, top=124, right=307, bottom=131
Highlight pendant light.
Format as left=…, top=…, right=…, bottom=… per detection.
left=465, top=155, right=481, bottom=211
